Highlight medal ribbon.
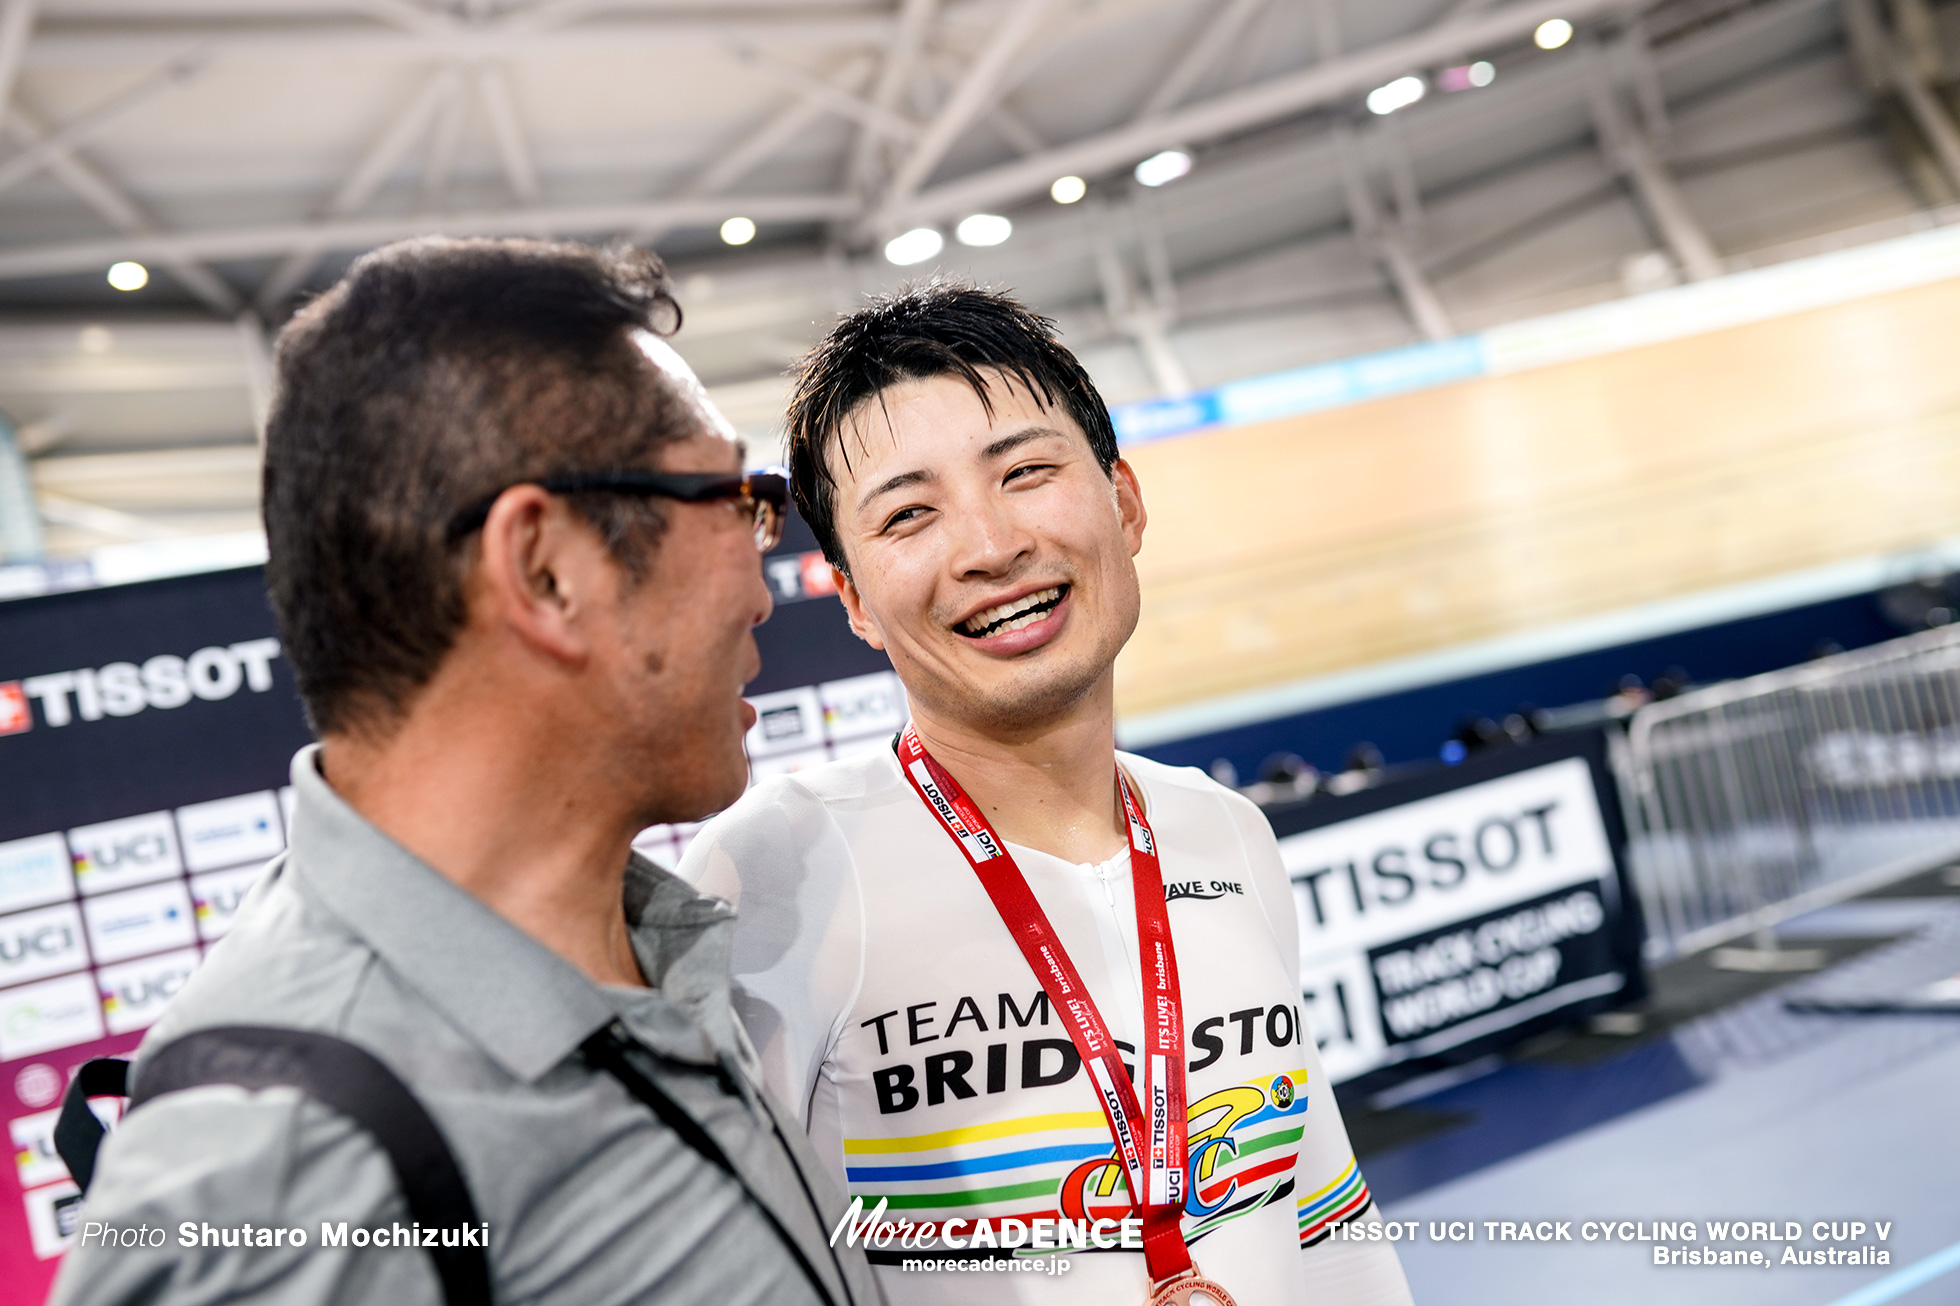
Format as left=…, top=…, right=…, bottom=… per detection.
left=894, top=726, right=1193, bottom=1284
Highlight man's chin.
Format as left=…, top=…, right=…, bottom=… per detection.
left=642, top=760, right=750, bottom=830
left=944, top=659, right=1109, bottom=735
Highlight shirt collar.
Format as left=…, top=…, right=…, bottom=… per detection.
left=284, top=745, right=733, bottom=1082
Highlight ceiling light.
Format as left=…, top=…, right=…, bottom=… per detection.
left=1534, top=18, right=1573, bottom=49
left=884, top=227, right=944, bottom=267
left=106, top=261, right=148, bottom=291
left=955, top=213, right=1012, bottom=246
left=1050, top=175, right=1087, bottom=204
left=1133, top=149, right=1192, bottom=188
left=719, top=216, right=756, bottom=246
left=1365, top=75, right=1426, bottom=116
left=1438, top=61, right=1496, bottom=92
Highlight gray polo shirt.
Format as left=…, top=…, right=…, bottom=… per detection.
left=49, top=746, right=881, bottom=1306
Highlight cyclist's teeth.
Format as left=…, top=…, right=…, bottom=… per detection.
left=963, top=586, right=1062, bottom=636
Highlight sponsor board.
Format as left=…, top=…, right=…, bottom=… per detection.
left=0, top=973, right=105, bottom=1061
left=81, top=880, right=196, bottom=964
left=762, top=550, right=841, bottom=604
left=175, top=791, right=284, bottom=873
left=0, top=683, right=29, bottom=736
left=190, top=864, right=263, bottom=942
left=743, top=672, right=907, bottom=776
left=1280, top=758, right=1611, bottom=945
left=819, top=672, right=906, bottom=743
left=0, top=903, right=88, bottom=991
left=12, top=1101, right=115, bottom=1195
left=97, top=947, right=201, bottom=1036
left=13, top=1062, right=62, bottom=1109
left=0, top=835, right=71, bottom=916
left=68, top=811, right=182, bottom=896
left=1267, top=734, right=1639, bottom=1086
left=745, top=686, right=824, bottom=758
left=11, top=1108, right=71, bottom=1190
left=1367, top=885, right=1614, bottom=1048
left=22, top=1178, right=82, bottom=1259
left=9, top=639, right=282, bottom=732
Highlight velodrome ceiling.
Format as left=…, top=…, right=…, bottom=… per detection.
left=1, top=0, right=1957, bottom=555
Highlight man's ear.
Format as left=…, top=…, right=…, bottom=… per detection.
left=832, top=567, right=887, bottom=651
left=470, top=487, right=602, bottom=667
left=1113, top=458, right=1148, bottom=558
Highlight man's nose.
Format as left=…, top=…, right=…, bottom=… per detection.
left=746, top=545, right=775, bottom=626
left=949, top=495, right=1035, bottom=578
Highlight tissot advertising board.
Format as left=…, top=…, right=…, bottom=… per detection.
left=1263, top=731, right=1645, bottom=1089
left=0, top=513, right=891, bottom=1301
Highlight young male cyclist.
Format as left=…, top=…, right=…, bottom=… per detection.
left=679, top=284, right=1411, bottom=1306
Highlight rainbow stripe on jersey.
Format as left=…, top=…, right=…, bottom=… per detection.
left=1297, top=1155, right=1372, bottom=1246
left=842, top=1065, right=1366, bottom=1248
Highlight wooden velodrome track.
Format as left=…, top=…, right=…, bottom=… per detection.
left=1114, top=274, right=1960, bottom=718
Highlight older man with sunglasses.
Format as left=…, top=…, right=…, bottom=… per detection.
left=50, top=238, right=875, bottom=1306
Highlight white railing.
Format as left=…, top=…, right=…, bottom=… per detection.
left=1618, top=624, right=1960, bottom=960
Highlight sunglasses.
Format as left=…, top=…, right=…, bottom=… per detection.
left=446, top=466, right=789, bottom=552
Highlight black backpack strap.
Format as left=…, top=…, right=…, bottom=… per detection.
left=53, top=1058, right=130, bottom=1194
left=134, top=1026, right=491, bottom=1306
left=56, top=1026, right=491, bottom=1306
left=580, top=1022, right=849, bottom=1306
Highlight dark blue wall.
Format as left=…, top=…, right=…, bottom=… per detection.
left=1133, top=590, right=1904, bottom=779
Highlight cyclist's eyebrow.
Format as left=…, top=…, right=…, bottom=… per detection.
left=858, top=467, right=936, bottom=513
left=981, top=427, right=1067, bottom=461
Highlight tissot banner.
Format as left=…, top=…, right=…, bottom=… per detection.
left=1263, top=732, right=1645, bottom=1088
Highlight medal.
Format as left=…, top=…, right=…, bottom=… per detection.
left=1148, top=1263, right=1240, bottom=1306
left=895, top=726, right=1238, bottom=1306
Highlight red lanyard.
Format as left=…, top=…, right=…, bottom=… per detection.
left=894, top=726, right=1193, bottom=1283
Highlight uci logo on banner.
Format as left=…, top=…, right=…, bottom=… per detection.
left=70, top=812, right=183, bottom=893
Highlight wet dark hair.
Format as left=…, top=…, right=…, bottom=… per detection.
left=262, top=236, right=696, bottom=737
left=784, top=281, right=1117, bottom=575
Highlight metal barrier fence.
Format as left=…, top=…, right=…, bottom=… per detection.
left=1618, top=624, right=1960, bottom=961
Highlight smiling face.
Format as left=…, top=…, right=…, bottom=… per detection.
left=829, top=369, right=1146, bottom=738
